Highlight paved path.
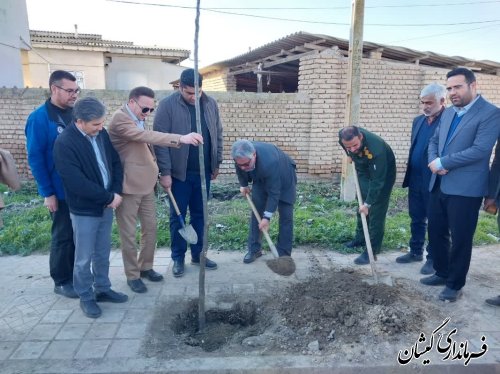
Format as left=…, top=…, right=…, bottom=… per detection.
left=0, top=246, right=499, bottom=373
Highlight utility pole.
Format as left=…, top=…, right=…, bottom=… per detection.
left=341, top=0, right=365, bottom=201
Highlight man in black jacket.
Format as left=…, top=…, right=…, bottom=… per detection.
left=54, top=97, right=128, bottom=319
left=397, top=83, right=446, bottom=275
left=231, top=140, right=297, bottom=264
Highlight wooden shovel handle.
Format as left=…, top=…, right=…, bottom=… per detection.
left=245, top=194, right=279, bottom=258
left=167, top=189, right=182, bottom=216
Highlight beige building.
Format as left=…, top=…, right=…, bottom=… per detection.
left=22, top=29, right=190, bottom=90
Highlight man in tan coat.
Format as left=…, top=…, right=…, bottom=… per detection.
left=0, top=148, right=21, bottom=228
left=108, top=86, right=203, bottom=293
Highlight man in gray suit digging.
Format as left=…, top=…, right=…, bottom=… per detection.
left=420, top=68, right=500, bottom=302
left=231, top=140, right=297, bottom=264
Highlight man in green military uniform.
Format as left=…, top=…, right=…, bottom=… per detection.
left=339, top=126, right=396, bottom=265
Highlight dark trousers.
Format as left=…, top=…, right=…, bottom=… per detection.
left=169, top=172, right=210, bottom=262
left=408, top=185, right=432, bottom=258
left=248, top=185, right=294, bottom=256
left=428, top=188, right=482, bottom=290
left=49, top=199, right=75, bottom=286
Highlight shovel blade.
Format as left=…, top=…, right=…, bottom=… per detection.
left=266, top=256, right=296, bottom=276
left=179, top=224, right=198, bottom=244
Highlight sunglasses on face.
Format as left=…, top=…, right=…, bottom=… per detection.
left=133, top=99, right=155, bottom=114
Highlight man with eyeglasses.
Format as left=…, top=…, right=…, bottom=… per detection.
left=231, top=140, right=297, bottom=264
left=108, top=86, right=202, bottom=293
left=25, top=70, right=80, bottom=299
left=154, top=69, right=223, bottom=277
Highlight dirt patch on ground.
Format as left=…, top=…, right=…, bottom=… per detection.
left=142, top=268, right=444, bottom=363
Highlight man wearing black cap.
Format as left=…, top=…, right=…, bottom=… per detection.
left=153, top=69, right=223, bottom=277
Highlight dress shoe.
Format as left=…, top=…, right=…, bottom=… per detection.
left=485, top=295, right=500, bottom=306
left=191, top=257, right=218, bottom=270
left=172, top=260, right=185, bottom=277
left=344, top=239, right=365, bottom=248
left=95, top=289, right=128, bottom=303
left=140, top=269, right=164, bottom=282
left=127, top=279, right=147, bottom=293
left=420, top=259, right=435, bottom=275
left=54, top=283, right=78, bottom=299
left=243, top=250, right=263, bottom=264
left=80, top=300, right=102, bottom=318
left=420, top=274, right=446, bottom=286
left=353, top=251, right=377, bottom=265
left=396, top=252, right=423, bottom=263
left=439, top=287, right=463, bottom=302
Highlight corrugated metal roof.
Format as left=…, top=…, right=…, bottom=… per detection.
left=201, top=31, right=500, bottom=76
left=29, top=30, right=190, bottom=61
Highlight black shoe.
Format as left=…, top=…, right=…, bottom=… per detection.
left=485, top=295, right=500, bottom=306
left=420, top=274, right=446, bottom=286
left=344, top=240, right=365, bottom=248
left=191, top=257, right=218, bottom=270
left=353, top=251, right=377, bottom=265
left=439, top=287, right=463, bottom=302
left=95, top=289, right=128, bottom=303
left=172, top=260, right=185, bottom=277
left=127, top=279, right=147, bottom=293
left=140, top=269, right=164, bottom=282
left=80, top=300, right=102, bottom=318
left=54, top=283, right=78, bottom=299
left=243, top=250, right=263, bottom=264
left=396, top=253, right=423, bottom=263
left=420, top=259, right=434, bottom=275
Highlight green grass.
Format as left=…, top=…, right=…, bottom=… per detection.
left=0, top=181, right=498, bottom=255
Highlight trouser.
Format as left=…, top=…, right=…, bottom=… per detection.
left=115, top=191, right=157, bottom=280
left=408, top=185, right=432, bottom=259
left=248, top=185, right=294, bottom=257
left=354, top=179, right=394, bottom=254
left=169, top=171, right=210, bottom=262
left=428, top=188, right=482, bottom=290
left=70, top=209, right=113, bottom=301
left=49, top=199, right=75, bottom=286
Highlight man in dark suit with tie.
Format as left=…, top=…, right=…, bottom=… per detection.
left=231, top=140, right=297, bottom=264
left=420, top=68, right=500, bottom=302
left=484, top=140, right=500, bottom=307
left=397, top=83, right=446, bottom=275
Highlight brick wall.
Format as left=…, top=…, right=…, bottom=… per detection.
left=2, top=51, right=500, bottom=185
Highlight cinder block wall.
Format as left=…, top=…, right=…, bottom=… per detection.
left=2, top=51, right=500, bottom=185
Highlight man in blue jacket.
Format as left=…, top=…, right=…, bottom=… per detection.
left=25, top=70, right=79, bottom=299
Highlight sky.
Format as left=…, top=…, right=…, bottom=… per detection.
left=25, top=0, right=500, bottom=68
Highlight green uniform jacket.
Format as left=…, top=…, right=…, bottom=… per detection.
left=339, top=128, right=396, bottom=205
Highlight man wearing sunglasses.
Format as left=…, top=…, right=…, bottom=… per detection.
left=108, top=86, right=203, bottom=293
left=25, top=70, right=80, bottom=299
left=154, top=69, right=223, bottom=277
left=232, top=140, right=297, bottom=264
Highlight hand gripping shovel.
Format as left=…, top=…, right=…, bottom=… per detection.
left=245, top=194, right=295, bottom=276
left=167, top=189, right=198, bottom=245
left=351, top=163, right=392, bottom=286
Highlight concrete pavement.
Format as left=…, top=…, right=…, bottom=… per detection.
left=0, top=246, right=499, bottom=373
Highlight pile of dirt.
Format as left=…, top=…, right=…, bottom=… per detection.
left=143, top=268, right=443, bottom=362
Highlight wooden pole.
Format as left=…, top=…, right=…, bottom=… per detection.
left=341, top=0, right=365, bottom=202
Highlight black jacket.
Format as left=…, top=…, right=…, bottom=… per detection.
left=53, top=123, right=123, bottom=216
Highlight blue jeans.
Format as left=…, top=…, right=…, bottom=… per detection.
left=169, top=172, right=210, bottom=262
left=70, top=208, right=113, bottom=301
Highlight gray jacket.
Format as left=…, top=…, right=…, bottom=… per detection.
left=153, top=91, right=223, bottom=181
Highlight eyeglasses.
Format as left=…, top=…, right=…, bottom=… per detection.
left=133, top=99, right=154, bottom=114
left=235, top=159, right=253, bottom=168
left=54, top=85, right=81, bottom=95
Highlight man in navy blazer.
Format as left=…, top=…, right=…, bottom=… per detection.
left=420, top=68, right=500, bottom=302
left=232, top=140, right=297, bottom=264
left=397, top=83, right=446, bottom=274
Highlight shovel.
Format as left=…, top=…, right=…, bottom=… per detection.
left=167, top=189, right=198, bottom=245
left=351, top=163, right=392, bottom=286
left=245, top=194, right=296, bottom=276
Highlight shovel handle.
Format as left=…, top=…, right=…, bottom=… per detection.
left=167, top=189, right=186, bottom=228
left=245, top=194, right=279, bottom=258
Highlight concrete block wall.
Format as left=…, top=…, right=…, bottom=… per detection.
left=202, top=69, right=237, bottom=92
